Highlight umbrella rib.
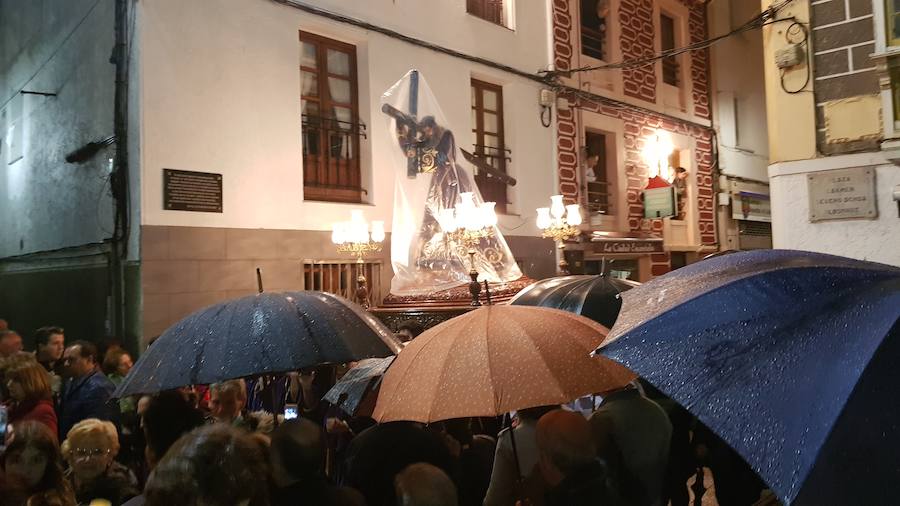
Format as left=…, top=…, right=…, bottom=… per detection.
left=485, top=308, right=499, bottom=415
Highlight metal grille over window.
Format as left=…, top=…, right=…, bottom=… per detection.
left=581, top=0, right=608, bottom=60
left=660, top=13, right=679, bottom=86
left=302, top=259, right=384, bottom=304
left=300, top=32, right=366, bottom=203
left=471, top=79, right=510, bottom=212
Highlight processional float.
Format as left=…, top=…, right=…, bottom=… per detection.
left=369, top=70, right=533, bottom=329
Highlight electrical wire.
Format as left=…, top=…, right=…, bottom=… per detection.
left=0, top=0, right=103, bottom=112
left=779, top=21, right=811, bottom=95
left=540, top=105, right=553, bottom=127
left=542, top=0, right=796, bottom=77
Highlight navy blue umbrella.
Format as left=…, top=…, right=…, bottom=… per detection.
left=509, top=274, right=639, bottom=328
left=595, top=250, right=900, bottom=505
left=323, top=356, right=394, bottom=416
left=115, top=292, right=402, bottom=397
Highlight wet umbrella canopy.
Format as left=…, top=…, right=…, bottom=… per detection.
left=374, top=305, right=635, bottom=423
left=509, top=274, right=639, bottom=328
left=596, top=249, right=900, bottom=505
left=115, top=292, right=401, bottom=397
left=323, top=356, right=395, bottom=416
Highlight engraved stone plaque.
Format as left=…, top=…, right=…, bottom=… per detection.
left=808, top=167, right=877, bottom=222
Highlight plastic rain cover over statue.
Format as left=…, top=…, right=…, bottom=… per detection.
left=382, top=70, right=522, bottom=296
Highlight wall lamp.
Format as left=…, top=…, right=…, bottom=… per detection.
left=65, top=135, right=116, bottom=163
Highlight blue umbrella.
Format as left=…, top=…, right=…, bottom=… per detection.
left=115, top=292, right=401, bottom=397
left=323, top=356, right=395, bottom=416
left=595, top=249, right=900, bottom=505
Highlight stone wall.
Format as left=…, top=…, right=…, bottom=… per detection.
left=139, top=226, right=556, bottom=342
left=811, top=0, right=881, bottom=154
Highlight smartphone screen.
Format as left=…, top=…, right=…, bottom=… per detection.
left=284, top=404, right=298, bottom=420
left=0, top=405, right=8, bottom=447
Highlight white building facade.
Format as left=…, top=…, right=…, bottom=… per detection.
left=135, top=0, right=560, bottom=340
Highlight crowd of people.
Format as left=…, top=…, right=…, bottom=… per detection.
left=0, top=318, right=774, bottom=506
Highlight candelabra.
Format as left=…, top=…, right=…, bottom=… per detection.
left=331, top=210, right=385, bottom=309
left=437, top=192, right=497, bottom=306
left=536, top=195, right=582, bottom=275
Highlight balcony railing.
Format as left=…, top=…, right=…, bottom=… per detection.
left=581, top=26, right=606, bottom=60
left=302, top=259, right=384, bottom=306
left=470, top=144, right=511, bottom=213
left=584, top=179, right=613, bottom=215
left=662, top=57, right=680, bottom=86
left=302, top=114, right=367, bottom=202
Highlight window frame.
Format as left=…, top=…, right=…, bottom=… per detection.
left=582, top=129, right=615, bottom=216
left=660, top=12, right=679, bottom=87
left=470, top=78, right=510, bottom=213
left=467, top=0, right=508, bottom=27
left=888, top=0, right=900, bottom=47
left=299, top=31, right=364, bottom=203
left=579, top=0, right=609, bottom=62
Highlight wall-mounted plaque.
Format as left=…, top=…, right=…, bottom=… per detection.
left=808, top=167, right=877, bottom=222
left=643, top=186, right=676, bottom=219
left=163, top=169, right=223, bottom=213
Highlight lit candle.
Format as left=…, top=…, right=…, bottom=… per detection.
left=536, top=208, right=552, bottom=229
left=565, top=204, right=582, bottom=226
left=550, top=195, right=565, bottom=220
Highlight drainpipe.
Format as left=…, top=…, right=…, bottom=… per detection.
left=110, top=0, right=130, bottom=342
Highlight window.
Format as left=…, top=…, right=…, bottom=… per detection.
left=467, top=0, right=505, bottom=26
left=470, top=79, right=509, bottom=212
left=890, top=59, right=900, bottom=128
left=582, top=131, right=613, bottom=215
left=889, top=0, right=900, bottom=46
left=581, top=0, right=609, bottom=60
left=300, top=31, right=364, bottom=203
left=660, top=13, right=679, bottom=86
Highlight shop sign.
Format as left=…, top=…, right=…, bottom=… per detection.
left=807, top=167, right=877, bottom=222
left=163, top=169, right=223, bottom=213
left=643, top=186, right=676, bottom=219
left=591, top=239, right=664, bottom=254
left=732, top=191, right=771, bottom=222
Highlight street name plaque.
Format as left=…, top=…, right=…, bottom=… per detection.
left=807, top=167, right=877, bottom=222
left=163, top=169, right=223, bottom=213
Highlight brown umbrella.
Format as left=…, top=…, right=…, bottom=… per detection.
left=373, top=305, right=636, bottom=423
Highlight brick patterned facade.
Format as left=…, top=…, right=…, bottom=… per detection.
left=620, top=0, right=657, bottom=102
left=552, top=0, right=716, bottom=277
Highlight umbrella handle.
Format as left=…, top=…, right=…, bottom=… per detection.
left=256, top=267, right=264, bottom=294
left=506, top=413, right=524, bottom=494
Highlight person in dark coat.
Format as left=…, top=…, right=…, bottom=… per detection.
left=269, top=418, right=365, bottom=506
left=342, top=421, right=456, bottom=506
left=589, top=384, right=672, bottom=506
left=57, top=341, right=119, bottom=440
left=535, top=410, right=624, bottom=506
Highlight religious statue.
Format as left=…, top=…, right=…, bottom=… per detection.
left=381, top=71, right=522, bottom=296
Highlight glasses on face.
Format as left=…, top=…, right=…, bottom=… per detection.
left=72, top=448, right=110, bottom=460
